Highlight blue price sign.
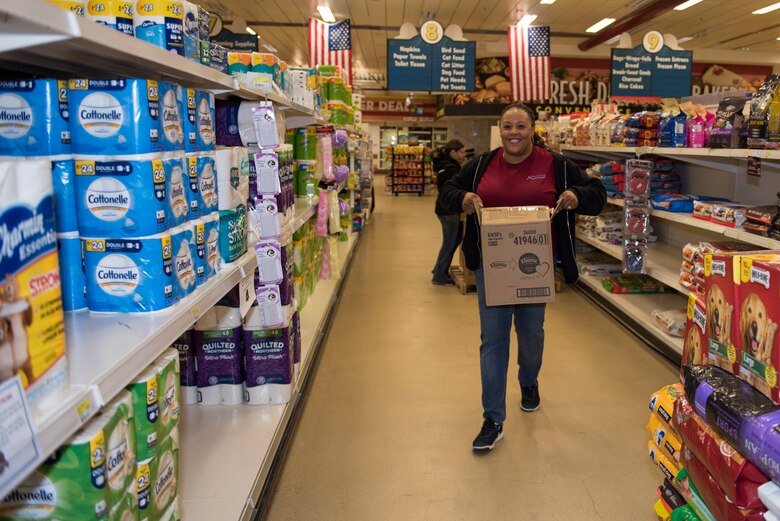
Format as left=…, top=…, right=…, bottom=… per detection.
left=611, top=45, right=691, bottom=98
left=388, top=36, right=432, bottom=92
left=388, top=34, right=475, bottom=92
left=431, top=37, right=475, bottom=92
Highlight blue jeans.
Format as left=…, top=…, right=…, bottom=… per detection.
left=432, top=214, right=463, bottom=283
left=474, top=268, right=546, bottom=423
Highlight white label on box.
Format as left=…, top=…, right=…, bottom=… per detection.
left=0, top=377, right=40, bottom=500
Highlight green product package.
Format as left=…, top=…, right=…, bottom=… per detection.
left=103, top=390, right=137, bottom=511
left=0, top=417, right=111, bottom=520
left=127, top=364, right=161, bottom=462
left=295, top=128, right=317, bottom=160
left=109, top=489, right=138, bottom=521
left=218, top=205, right=248, bottom=263
left=671, top=506, right=702, bottom=520
left=155, top=349, right=181, bottom=440
left=142, top=429, right=179, bottom=521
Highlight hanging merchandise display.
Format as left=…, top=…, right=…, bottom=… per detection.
left=622, top=159, right=653, bottom=274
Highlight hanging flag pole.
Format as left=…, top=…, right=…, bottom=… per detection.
left=508, top=24, right=551, bottom=102
left=308, top=18, right=353, bottom=86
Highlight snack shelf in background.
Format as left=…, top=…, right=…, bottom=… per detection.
left=562, top=145, right=780, bottom=164
left=577, top=274, right=685, bottom=356
left=577, top=234, right=690, bottom=296
left=180, top=231, right=360, bottom=521
left=607, top=197, right=780, bottom=250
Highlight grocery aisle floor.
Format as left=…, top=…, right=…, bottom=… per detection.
left=266, top=182, right=678, bottom=521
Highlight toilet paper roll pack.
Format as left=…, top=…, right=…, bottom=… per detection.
left=155, top=349, right=181, bottom=439
left=214, top=99, right=262, bottom=147
left=184, top=154, right=200, bottom=217
left=0, top=415, right=111, bottom=520
left=136, top=430, right=179, bottom=521
left=46, top=0, right=85, bottom=15
left=194, top=306, right=243, bottom=405
left=167, top=154, right=191, bottom=226
left=192, top=152, right=218, bottom=216
left=242, top=322, right=293, bottom=405
left=133, top=0, right=184, bottom=56
left=101, top=390, right=137, bottom=510
left=172, top=329, right=197, bottom=405
left=0, top=79, right=71, bottom=157
left=158, top=82, right=184, bottom=152
left=127, top=363, right=161, bottom=462
left=57, top=234, right=87, bottom=312
left=69, top=78, right=167, bottom=155
left=85, top=0, right=134, bottom=36
left=215, top=148, right=249, bottom=263
left=0, top=160, right=67, bottom=411
left=83, top=234, right=176, bottom=313
left=52, top=159, right=79, bottom=233
left=182, top=1, right=200, bottom=62
left=203, top=212, right=220, bottom=281
left=74, top=156, right=169, bottom=238
left=193, top=219, right=206, bottom=286
left=171, top=224, right=197, bottom=300
left=182, top=90, right=215, bottom=153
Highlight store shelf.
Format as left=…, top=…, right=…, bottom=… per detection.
left=576, top=233, right=689, bottom=295
left=180, top=231, right=361, bottom=521
left=577, top=273, right=685, bottom=356
left=561, top=145, right=780, bottom=162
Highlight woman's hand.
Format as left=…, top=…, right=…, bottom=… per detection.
left=556, top=190, right=579, bottom=211
left=462, top=192, right=483, bottom=215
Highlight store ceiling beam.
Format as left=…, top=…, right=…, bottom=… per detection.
left=577, top=0, right=687, bottom=51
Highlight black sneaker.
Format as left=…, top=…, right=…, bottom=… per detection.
left=472, top=419, right=503, bottom=451
left=521, top=384, right=540, bottom=412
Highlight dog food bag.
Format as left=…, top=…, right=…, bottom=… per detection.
left=659, top=478, right=688, bottom=513
left=649, top=383, right=685, bottom=434
left=748, top=74, right=780, bottom=145
left=681, top=294, right=707, bottom=380
left=674, top=468, right=716, bottom=521
left=648, top=440, right=681, bottom=482
left=654, top=498, right=672, bottom=521
left=708, top=96, right=749, bottom=149
left=737, top=255, right=780, bottom=402
left=674, top=394, right=767, bottom=509
left=682, top=446, right=767, bottom=521
left=647, top=412, right=683, bottom=463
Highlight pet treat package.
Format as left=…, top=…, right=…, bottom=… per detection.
left=736, top=255, right=780, bottom=402
left=708, top=96, right=749, bottom=149
left=658, top=479, right=687, bottom=513
left=703, top=252, right=742, bottom=374
left=683, top=364, right=780, bottom=485
left=682, top=293, right=707, bottom=378
left=651, top=308, right=686, bottom=338
left=681, top=446, right=766, bottom=520
left=748, top=74, right=780, bottom=146
left=675, top=394, right=768, bottom=509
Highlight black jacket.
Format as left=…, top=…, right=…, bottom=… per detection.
left=439, top=147, right=606, bottom=283
left=433, top=155, right=461, bottom=215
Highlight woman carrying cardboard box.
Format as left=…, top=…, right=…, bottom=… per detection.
left=439, top=103, right=606, bottom=452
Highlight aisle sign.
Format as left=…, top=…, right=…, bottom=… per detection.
left=611, top=37, right=692, bottom=99
left=0, top=377, right=40, bottom=500
left=388, top=31, right=475, bottom=92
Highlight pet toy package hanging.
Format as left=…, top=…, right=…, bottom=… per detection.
left=623, top=159, right=653, bottom=274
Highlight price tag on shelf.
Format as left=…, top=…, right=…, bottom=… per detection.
left=238, top=272, right=255, bottom=318
left=0, top=377, right=41, bottom=500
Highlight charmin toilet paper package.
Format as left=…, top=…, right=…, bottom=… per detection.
left=0, top=79, right=71, bottom=157
left=0, top=419, right=111, bottom=520
left=181, top=89, right=215, bottom=152
left=170, top=224, right=197, bottom=300
left=0, top=160, right=68, bottom=411
left=57, top=233, right=87, bottom=311
left=194, top=305, right=243, bottom=405
left=69, top=79, right=165, bottom=155
left=132, top=0, right=184, bottom=56
left=82, top=235, right=176, bottom=313
left=172, top=329, right=197, bottom=404
left=127, top=363, right=161, bottom=462
left=102, top=390, right=137, bottom=510
left=167, top=154, right=190, bottom=226
left=158, top=82, right=184, bottom=153
left=242, top=314, right=293, bottom=405
left=215, top=147, right=249, bottom=263
left=154, top=349, right=181, bottom=439
left=85, top=0, right=134, bottom=35
left=74, top=156, right=169, bottom=238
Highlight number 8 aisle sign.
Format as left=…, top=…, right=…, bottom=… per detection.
left=421, top=21, right=443, bottom=44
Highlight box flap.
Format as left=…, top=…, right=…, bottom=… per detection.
left=481, top=206, right=551, bottom=224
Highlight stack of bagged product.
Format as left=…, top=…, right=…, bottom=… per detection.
left=679, top=241, right=758, bottom=294
left=647, top=249, right=780, bottom=520
left=0, top=349, right=181, bottom=520
left=0, top=79, right=70, bottom=413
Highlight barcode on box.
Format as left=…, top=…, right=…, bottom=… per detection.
left=517, top=287, right=551, bottom=298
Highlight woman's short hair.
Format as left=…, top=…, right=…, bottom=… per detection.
left=442, top=139, right=465, bottom=154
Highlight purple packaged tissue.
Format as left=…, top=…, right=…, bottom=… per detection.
left=194, top=326, right=243, bottom=387
left=243, top=326, right=292, bottom=387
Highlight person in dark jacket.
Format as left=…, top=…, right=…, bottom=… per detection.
left=431, top=139, right=466, bottom=285
left=439, top=103, right=606, bottom=452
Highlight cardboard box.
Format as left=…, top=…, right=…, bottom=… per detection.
left=480, top=206, right=555, bottom=306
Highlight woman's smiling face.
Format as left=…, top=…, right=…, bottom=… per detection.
left=499, top=108, right=535, bottom=162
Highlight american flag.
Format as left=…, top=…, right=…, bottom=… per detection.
left=508, top=25, right=551, bottom=101
left=308, top=18, right=352, bottom=85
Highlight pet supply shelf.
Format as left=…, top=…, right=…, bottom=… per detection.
left=180, top=231, right=361, bottom=521
left=576, top=233, right=690, bottom=296
left=576, top=274, right=685, bottom=356
left=561, top=145, right=780, bottom=163
left=607, top=197, right=780, bottom=250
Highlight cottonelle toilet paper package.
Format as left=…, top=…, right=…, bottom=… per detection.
left=136, top=429, right=178, bottom=521
left=194, top=305, right=243, bottom=405
left=203, top=212, right=220, bottom=280
left=181, top=89, right=215, bottom=152
left=74, top=156, right=169, bottom=238
left=101, top=390, right=137, bottom=511
left=69, top=79, right=166, bottom=155
left=243, top=307, right=293, bottom=405
left=0, top=79, right=71, bottom=157
left=127, top=363, right=161, bottom=462
left=198, top=153, right=218, bottom=215
left=82, top=234, right=176, bottom=313
left=0, top=160, right=68, bottom=412
left=215, top=147, right=249, bottom=263
left=57, top=233, right=87, bottom=311
left=133, top=0, right=184, bottom=56
left=108, top=490, right=138, bottom=521
left=171, top=329, right=196, bottom=404
left=85, top=0, right=134, bottom=36
left=167, top=154, right=190, bottom=226
left=155, top=349, right=181, bottom=438
left=0, top=414, right=111, bottom=520
left=158, top=82, right=184, bottom=153
left=170, top=224, right=197, bottom=300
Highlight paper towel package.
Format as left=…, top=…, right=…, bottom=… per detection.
left=0, top=415, right=111, bottom=520
left=197, top=153, right=218, bottom=214
left=57, top=233, right=87, bottom=311
left=69, top=79, right=165, bottom=155
left=194, top=305, right=243, bottom=405
left=85, top=0, right=134, bottom=35
left=0, top=79, right=71, bottom=157
left=155, top=349, right=181, bottom=439
left=158, top=82, right=184, bottom=152
left=0, top=159, right=68, bottom=412
left=52, top=159, right=78, bottom=233
left=167, top=155, right=190, bottom=226
left=74, top=157, right=169, bottom=238
left=243, top=316, right=293, bottom=405
left=215, top=147, right=248, bottom=263
left=127, top=363, right=161, bottom=462
left=172, top=329, right=197, bottom=404
left=132, top=0, right=184, bottom=56
left=170, top=224, right=197, bottom=300
left=101, top=390, right=137, bottom=510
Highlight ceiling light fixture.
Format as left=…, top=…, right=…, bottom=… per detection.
left=677, top=36, right=693, bottom=43
left=753, top=2, right=780, bottom=14
left=674, top=0, right=703, bottom=10
left=586, top=18, right=616, bottom=33
left=245, top=27, right=256, bottom=36
left=263, top=44, right=279, bottom=52
left=540, top=0, right=556, bottom=4
left=519, top=14, right=537, bottom=26
left=317, top=5, right=336, bottom=23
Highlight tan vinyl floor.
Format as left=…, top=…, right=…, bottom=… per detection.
left=265, top=183, right=678, bottom=521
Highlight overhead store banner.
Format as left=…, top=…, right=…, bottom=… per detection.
left=360, top=92, right=437, bottom=121
left=387, top=22, right=475, bottom=93
left=610, top=32, right=693, bottom=99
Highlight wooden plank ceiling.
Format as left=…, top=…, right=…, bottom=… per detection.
left=204, top=0, right=780, bottom=88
